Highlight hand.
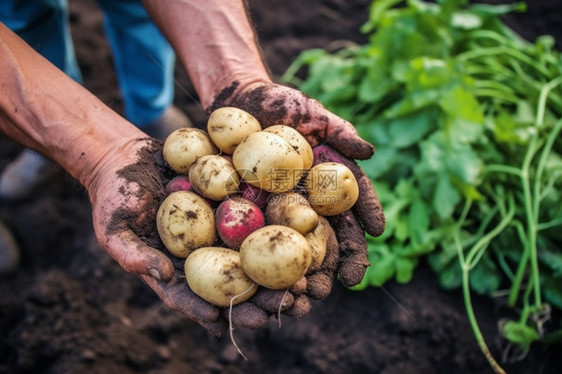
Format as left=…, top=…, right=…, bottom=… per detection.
left=86, top=137, right=228, bottom=336
left=207, top=81, right=375, bottom=160
left=84, top=136, right=306, bottom=336
left=208, top=81, right=386, bottom=286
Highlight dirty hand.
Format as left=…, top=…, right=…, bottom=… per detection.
left=85, top=136, right=312, bottom=336
left=209, top=81, right=386, bottom=288
left=86, top=137, right=230, bottom=336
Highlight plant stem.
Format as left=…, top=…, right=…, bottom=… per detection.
left=461, top=256, right=506, bottom=374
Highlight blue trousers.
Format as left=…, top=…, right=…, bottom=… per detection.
left=0, top=0, right=175, bottom=127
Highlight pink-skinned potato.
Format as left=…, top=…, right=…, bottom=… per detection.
left=165, top=175, right=192, bottom=194
left=215, top=197, right=265, bottom=250
left=238, top=181, right=270, bottom=209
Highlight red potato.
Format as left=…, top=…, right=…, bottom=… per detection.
left=216, top=197, right=265, bottom=250
left=238, top=181, right=270, bottom=209
left=165, top=175, right=192, bottom=194
left=164, top=175, right=217, bottom=208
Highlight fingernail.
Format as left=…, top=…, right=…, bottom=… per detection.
left=148, top=268, right=162, bottom=281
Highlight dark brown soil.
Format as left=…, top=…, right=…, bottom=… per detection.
left=1, top=1, right=561, bottom=373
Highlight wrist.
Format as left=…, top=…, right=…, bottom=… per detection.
left=142, top=0, right=272, bottom=109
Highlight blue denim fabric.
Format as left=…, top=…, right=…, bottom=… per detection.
left=0, top=0, right=175, bottom=126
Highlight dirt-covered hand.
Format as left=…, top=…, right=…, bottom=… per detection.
left=208, top=81, right=385, bottom=287
left=312, top=144, right=385, bottom=286
left=207, top=81, right=375, bottom=161
left=85, top=137, right=284, bottom=336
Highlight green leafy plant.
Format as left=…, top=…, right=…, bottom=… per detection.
left=283, top=0, right=562, bottom=372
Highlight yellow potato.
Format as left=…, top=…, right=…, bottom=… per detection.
left=305, top=216, right=331, bottom=272
left=265, top=192, right=319, bottom=236
left=188, top=155, right=240, bottom=201
left=163, top=128, right=218, bottom=174
left=240, top=225, right=312, bottom=289
left=304, top=162, right=359, bottom=216
left=156, top=191, right=216, bottom=258
left=207, top=107, right=262, bottom=154
left=185, top=247, right=257, bottom=307
left=263, top=125, right=313, bottom=169
left=233, top=131, right=303, bottom=193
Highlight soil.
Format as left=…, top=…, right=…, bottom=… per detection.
left=1, top=1, right=561, bottom=373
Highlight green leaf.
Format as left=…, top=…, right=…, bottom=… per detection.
left=361, top=0, right=405, bottom=34
left=451, top=11, right=482, bottom=30
left=469, top=2, right=526, bottom=16
left=469, top=253, right=501, bottom=295
left=538, top=246, right=562, bottom=277
left=445, top=142, right=483, bottom=185
left=384, top=89, right=441, bottom=118
left=433, top=173, right=461, bottom=219
left=542, top=274, right=562, bottom=310
left=408, top=199, right=430, bottom=244
left=439, top=85, right=484, bottom=126
left=395, top=256, right=417, bottom=283
left=387, top=108, right=438, bottom=148
left=501, top=320, right=539, bottom=350
left=364, top=244, right=396, bottom=287
left=436, top=258, right=462, bottom=289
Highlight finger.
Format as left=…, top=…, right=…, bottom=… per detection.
left=103, top=229, right=175, bottom=282
left=313, top=145, right=385, bottom=237
left=283, top=295, right=311, bottom=319
left=223, top=84, right=374, bottom=160
left=328, top=211, right=370, bottom=287
left=289, top=276, right=308, bottom=296
left=323, top=112, right=375, bottom=160
left=226, top=303, right=270, bottom=329
left=250, top=288, right=294, bottom=313
left=199, top=318, right=229, bottom=338
left=306, top=225, right=338, bottom=300
left=141, top=274, right=221, bottom=323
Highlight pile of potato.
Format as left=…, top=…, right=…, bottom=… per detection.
left=156, top=107, right=359, bottom=307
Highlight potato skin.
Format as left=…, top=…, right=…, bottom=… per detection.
left=163, top=128, right=218, bottom=174
left=240, top=225, right=312, bottom=289
left=265, top=192, right=319, bottom=236
left=189, top=155, right=240, bottom=201
left=156, top=191, right=217, bottom=258
left=304, top=162, right=359, bottom=216
left=207, top=107, right=262, bottom=154
left=263, top=125, right=313, bottom=170
left=305, top=216, right=331, bottom=272
left=233, top=131, right=303, bottom=193
left=215, top=197, right=265, bottom=250
left=184, top=247, right=257, bottom=307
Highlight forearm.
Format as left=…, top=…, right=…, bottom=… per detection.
left=142, top=0, right=271, bottom=109
left=0, top=23, right=142, bottom=189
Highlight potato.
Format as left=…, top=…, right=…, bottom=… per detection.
left=189, top=155, right=240, bottom=201
left=238, top=181, right=270, bottom=209
left=233, top=131, right=303, bottom=193
left=215, top=197, right=265, bottom=250
left=265, top=192, right=319, bottom=236
left=163, top=128, right=218, bottom=174
left=165, top=175, right=192, bottom=194
left=263, top=125, right=313, bottom=170
left=207, top=107, right=262, bottom=154
left=240, top=225, right=312, bottom=289
left=305, top=216, right=331, bottom=272
left=304, top=162, right=359, bottom=216
left=156, top=191, right=216, bottom=258
left=184, top=247, right=257, bottom=307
